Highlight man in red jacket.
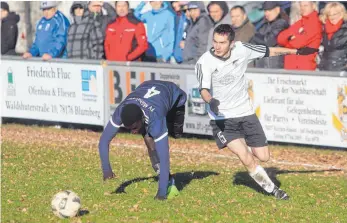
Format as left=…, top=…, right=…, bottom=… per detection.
left=277, top=1, right=322, bottom=70
left=104, top=1, right=148, bottom=61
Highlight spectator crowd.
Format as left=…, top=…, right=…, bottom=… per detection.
left=1, top=1, right=347, bottom=71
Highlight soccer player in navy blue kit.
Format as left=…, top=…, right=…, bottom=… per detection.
left=98, top=80, right=186, bottom=200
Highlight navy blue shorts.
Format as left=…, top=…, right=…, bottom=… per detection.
left=210, top=114, right=268, bottom=149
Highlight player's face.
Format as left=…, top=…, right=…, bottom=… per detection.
left=125, top=120, right=143, bottom=134
left=328, top=6, right=343, bottom=25
left=209, top=4, right=223, bottom=23
left=171, top=2, right=181, bottom=12
left=230, top=8, right=246, bottom=28
left=88, top=1, right=103, bottom=13
left=264, top=6, right=280, bottom=22
left=1, top=8, right=9, bottom=20
left=189, top=8, right=201, bottom=22
left=116, top=1, right=129, bottom=17
left=213, top=33, right=233, bottom=57
left=43, top=7, right=57, bottom=19
left=300, top=1, right=315, bottom=17
left=74, top=7, right=84, bottom=17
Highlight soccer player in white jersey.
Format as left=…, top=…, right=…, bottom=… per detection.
left=196, top=24, right=318, bottom=200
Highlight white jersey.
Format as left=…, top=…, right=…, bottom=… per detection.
left=195, top=41, right=268, bottom=120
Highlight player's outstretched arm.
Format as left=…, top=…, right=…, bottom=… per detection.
left=154, top=135, right=170, bottom=200
left=98, top=119, right=119, bottom=181
left=269, top=46, right=318, bottom=57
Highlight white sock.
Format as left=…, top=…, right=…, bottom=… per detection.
left=249, top=165, right=275, bottom=193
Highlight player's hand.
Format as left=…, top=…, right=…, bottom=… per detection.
left=103, top=171, right=116, bottom=181
left=154, top=194, right=167, bottom=201
left=23, top=52, right=32, bottom=59
left=42, top=53, right=52, bottom=61
left=288, top=35, right=296, bottom=41
left=296, top=47, right=319, bottom=55
left=180, top=41, right=185, bottom=49
left=209, top=98, right=220, bottom=115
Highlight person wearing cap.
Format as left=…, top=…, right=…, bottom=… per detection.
left=230, top=5, right=255, bottom=43
left=23, top=1, right=70, bottom=60
left=1, top=2, right=20, bottom=55
left=87, top=1, right=117, bottom=35
left=134, top=1, right=175, bottom=63
left=98, top=80, right=187, bottom=200
left=67, top=1, right=104, bottom=59
left=277, top=1, right=322, bottom=70
left=250, top=1, right=289, bottom=69
left=182, top=1, right=213, bottom=64
left=206, top=1, right=231, bottom=50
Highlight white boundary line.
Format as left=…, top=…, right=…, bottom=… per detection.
left=113, top=142, right=345, bottom=171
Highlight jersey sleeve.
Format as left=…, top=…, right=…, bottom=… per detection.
left=148, top=118, right=170, bottom=197
left=111, top=105, right=123, bottom=127
left=98, top=107, right=122, bottom=176
left=155, top=135, right=170, bottom=197
left=148, top=118, right=168, bottom=142
left=195, top=57, right=212, bottom=90
left=241, top=42, right=269, bottom=61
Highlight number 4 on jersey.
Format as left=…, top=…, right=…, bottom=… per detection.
left=144, top=87, right=161, bottom=98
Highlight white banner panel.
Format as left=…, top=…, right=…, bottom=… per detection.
left=246, top=73, right=346, bottom=148
left=1, top=60, right=104, bottom=125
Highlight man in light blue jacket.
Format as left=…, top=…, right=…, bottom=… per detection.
left=23, top=1, right=70, bottom=60
left=134, top=1, right=175, bottom=62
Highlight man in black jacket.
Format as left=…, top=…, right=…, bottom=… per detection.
left=250, top=2, right=289, bottom=69
left=1, top=2, right=20, bottom=55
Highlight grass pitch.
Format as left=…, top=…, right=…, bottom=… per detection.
left=1, top=124, right=347, bottom=222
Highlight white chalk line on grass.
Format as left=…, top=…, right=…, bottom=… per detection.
left=113, top=142, right=345, bottom=171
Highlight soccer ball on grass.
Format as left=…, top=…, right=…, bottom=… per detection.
left=51, top=190, right=81, bottom=219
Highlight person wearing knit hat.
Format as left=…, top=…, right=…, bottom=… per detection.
left=1, top=2, right=9, bottom=13
left=1, top=1, right=20, bottom=55
left=99, top=80, right=187, bottom=200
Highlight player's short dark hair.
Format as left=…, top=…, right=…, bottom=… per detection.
left=230, top=5, right=246, bottom=14
left=213, top=24, right=235, bottom=42
left=120, top=104, right=143, bottom=127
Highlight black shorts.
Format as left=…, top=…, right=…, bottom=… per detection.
left=210, top=114, right=268, bottom=149
left=166, top=98, right=185, bottom=139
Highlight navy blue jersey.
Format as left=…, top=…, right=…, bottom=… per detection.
left=99, top=80, right=186, bottom=198
left=112, top=80, right=186, bottom=140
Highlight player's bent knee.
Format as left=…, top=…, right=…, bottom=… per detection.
left=259, top=154, right=270, bottom=162
left=252, top=146, right=270, bottom=162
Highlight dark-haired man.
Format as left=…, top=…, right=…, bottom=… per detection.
left=195, top=24, right=318, bottom=200
left=230, top=5, right=255, bottom=42
left=98, top=80, right=186, bottom=200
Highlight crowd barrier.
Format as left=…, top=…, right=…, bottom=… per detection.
left=1, top=56, right=346, bottom=149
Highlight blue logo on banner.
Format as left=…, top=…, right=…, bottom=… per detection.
left=81, top=70, right=97, bottom=93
